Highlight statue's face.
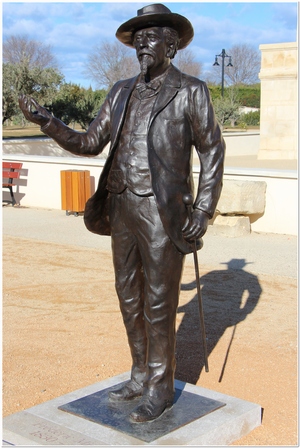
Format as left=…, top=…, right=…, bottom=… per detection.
left=133, top=27, right=170, bottom=76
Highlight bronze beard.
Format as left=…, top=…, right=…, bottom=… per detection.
left=139, top=54, right=154, bottom=77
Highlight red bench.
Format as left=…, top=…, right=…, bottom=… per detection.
left=2, top=162, right=23, bottom=206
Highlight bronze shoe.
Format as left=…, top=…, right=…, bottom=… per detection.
left=108, top=380, right=143, bottom=401
left=129, top=395, right=173, bottom=423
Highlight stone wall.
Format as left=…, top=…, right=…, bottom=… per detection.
left=258, top=42, right=298, bottom=160
left=3, top=132, right=260, bottom=159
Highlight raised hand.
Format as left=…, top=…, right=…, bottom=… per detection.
left=18, top=94, right=52, bottom=127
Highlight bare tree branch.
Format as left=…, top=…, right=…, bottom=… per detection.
left=174, top=49, right=202, bottom=78
left=3, top=34, right=58, bottom=69
left=84, top=40, right=203, bottom=89
left=83, top=41, right=139, bottom=90
left=224, top=44, right=261, bottom=85
left=204, top=44, right=260, bottom=86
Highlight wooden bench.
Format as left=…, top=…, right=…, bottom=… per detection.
left=2, top=162, right=23, bottom=206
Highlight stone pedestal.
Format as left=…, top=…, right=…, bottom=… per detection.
left=258, top=42, right=298, bottom=160
left=3, top=372, right=262, bottom=446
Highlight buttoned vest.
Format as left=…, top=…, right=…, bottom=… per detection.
left=107, top=77, right=163, bottom=196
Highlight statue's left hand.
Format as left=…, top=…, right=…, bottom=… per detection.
left=18, top=94, right=52, bottom=127
left=182, top=209, right=209, bottom=241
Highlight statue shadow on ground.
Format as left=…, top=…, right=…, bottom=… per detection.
left=175, top=258, right=262, bottom=384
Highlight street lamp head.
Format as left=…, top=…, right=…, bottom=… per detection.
left=227, top=56, right=233, bottom=67
left=213, top=48, right=233, bottom=97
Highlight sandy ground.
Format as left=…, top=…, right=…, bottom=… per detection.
left=3, top=233, right=298, bottom=446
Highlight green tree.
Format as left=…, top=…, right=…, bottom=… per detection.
left=235, top=84, right=260, bottom=108
left=75, top=88, right=107, bottom=130
left=2, top=34, right=63, bottom=125
left=212, top=87, right=241, bottom=128
left=46, top=83, right=83, bottom=126
left=213, top=97, right=240, bottom=128
left=208, top=84, right=260, bottom=108
left=238, top=110, right=260, bottom=127
left=2, top=62, right=63, bottom=124
left=2, top=64, right=20, bottom=124
left=207, top=85, right=222, bottom=102
left=46, top=83, right=107, bottom=130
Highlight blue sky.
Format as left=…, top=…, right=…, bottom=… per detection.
left=2, top=2, right=298, bottom=88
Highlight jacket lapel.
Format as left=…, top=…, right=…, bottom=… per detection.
left=110, top=65, right=181, bottom=146
left=148, top=64, right=182, bottom=130
left=110, top=75, right=138, bottom=150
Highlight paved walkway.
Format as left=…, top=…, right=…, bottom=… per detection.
left=2, top=205, right=297, bottom=279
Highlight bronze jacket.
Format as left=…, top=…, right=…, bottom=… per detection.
left=41, top=64, right=225, bottom=254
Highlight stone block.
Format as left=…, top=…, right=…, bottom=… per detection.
left=217, top=180, right=266, bottom=215
left=211, top=215, right=251, bottom=237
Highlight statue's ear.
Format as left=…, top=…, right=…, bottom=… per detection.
left=166, top=43, right=174, bottom=58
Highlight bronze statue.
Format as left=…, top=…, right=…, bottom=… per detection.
left=19, top=3, right=225, bottom=423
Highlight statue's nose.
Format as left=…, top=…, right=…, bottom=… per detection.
left=139, top=36, right=148, bottom=47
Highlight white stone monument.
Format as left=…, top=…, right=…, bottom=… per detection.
left=258, top=42, right=298, bottom=160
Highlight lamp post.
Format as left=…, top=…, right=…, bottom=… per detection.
left=213, top=49, right=233, bottom=97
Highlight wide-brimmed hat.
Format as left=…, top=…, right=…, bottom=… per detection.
left=116, top=3, right=194, bottom=50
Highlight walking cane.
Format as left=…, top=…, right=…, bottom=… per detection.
left=183, top=194, right=209, bottom=373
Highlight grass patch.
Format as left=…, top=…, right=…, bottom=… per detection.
left=2, top=124, right=84, bottom=139
left=3, top=124, right=259, bottom=140
left=2, top=125, right=45, bottom=139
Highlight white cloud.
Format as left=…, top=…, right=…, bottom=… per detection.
left=2, top=2, right=298, bottom=88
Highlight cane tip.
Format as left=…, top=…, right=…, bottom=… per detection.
left=182, top=193, right=193, bottom=205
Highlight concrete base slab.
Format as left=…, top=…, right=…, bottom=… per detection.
left=3, top=372, right=262, bottom=446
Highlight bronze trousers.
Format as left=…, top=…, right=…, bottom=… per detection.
left=109, top=188, right=185, bottom=400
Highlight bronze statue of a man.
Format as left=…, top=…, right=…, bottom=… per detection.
left=19, top=3, right=225, bottom=423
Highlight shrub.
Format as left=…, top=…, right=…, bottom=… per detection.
left=238, top=110, right=260, bottom=126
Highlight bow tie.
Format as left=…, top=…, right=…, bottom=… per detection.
left=135, top=79, right=162, bottom=98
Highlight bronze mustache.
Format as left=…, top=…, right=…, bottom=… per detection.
left=138, top=51, right=155, bottom=59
